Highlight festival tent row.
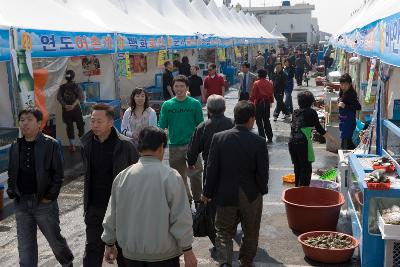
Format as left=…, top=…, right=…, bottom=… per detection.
left=270, top=25, right=287, bottom=42
left=332, top=0, right=400, bottom=67
left=0, top=0, right=279, bottom=146
left=331, top=1, right=400, bottom=265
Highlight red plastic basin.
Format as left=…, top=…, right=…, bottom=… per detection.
left=282, top=187, right=345, bottom=233
left=298, top=231, right=359, bottom=264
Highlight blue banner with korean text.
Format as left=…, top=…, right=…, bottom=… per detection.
left=167, top=35, right=198, bottom=50
left=0, top=29, right=10, bottom=61
left=117, top=33, right=166, bottom=53
left=198, top=36, right=220, bottom=49
left=219, top=38, right=234, bottom=48
left=16, top=28, right=115, bottom=58
left=335, top=12, right=400, bottom=67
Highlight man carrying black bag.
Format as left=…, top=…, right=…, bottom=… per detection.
left=202, top=101, right=269, bottom=267
left=192, top=203, right=215, bottom=239
left=187, top=95, right=234, bottom=246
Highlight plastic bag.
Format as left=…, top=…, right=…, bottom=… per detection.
left=192, top=203, right=215, bottom=238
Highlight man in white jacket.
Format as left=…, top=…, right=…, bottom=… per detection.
left=102, top=127, right=197, bottom=267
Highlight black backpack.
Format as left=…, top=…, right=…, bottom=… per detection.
left=61, top=83, right=79, bottom=105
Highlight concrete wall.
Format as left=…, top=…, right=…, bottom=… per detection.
left=259, top=13, right=312, bottom=43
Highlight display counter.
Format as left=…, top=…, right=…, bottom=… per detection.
left=348, top=153, right=400, bottom=267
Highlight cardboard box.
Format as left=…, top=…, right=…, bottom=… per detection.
left=329, top=98, right=339, bottom=114
left=328, top=114, right=340, bottom=123
left=326, top=124, right=340, bottom=153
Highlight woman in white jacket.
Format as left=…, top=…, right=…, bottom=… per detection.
left=121, top=88, right=157, bottom=144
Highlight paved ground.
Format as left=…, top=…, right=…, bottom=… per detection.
left=0, top=78, right=360, bottom=266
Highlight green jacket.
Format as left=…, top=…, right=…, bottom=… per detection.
left=158, top=96, right=204, bottom=146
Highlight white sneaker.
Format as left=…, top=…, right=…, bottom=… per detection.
left=273, top=116, right=278, bottom=122
left=284, top=114, right=291, bottom=120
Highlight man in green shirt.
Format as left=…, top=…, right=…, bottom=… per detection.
left=159, top=75, right=204, bottom=206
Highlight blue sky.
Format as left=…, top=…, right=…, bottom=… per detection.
left=214, top=0, right=365, bottom=33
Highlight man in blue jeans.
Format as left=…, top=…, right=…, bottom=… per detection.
left=7, top=108, right=74, bottom=267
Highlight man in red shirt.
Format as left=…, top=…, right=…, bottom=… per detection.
left=204, top=63, right=225, bottom=99
left=250, top=69, right=274, bottom=143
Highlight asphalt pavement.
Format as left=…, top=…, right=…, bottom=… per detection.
left=0, top=78, right=359, bottom=267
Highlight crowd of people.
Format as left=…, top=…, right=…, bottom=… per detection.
left=8, top=46, right=362, bottom=267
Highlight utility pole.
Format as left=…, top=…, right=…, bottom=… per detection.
left=249, top=0, right=252, bottom=8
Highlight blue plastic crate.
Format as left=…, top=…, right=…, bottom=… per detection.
left=80, top=82, right=100, bottom=101
left=155, top=73, right=163, bottom=88
left=145, top=86, right=163, bottom=101
left=146, top=86, right=162, bottom=94
left=0, top=145, right=11, bottom=173
left=0, top=127, right=19, bottom=147
left=0, top=127, right=19, bottom=173
left=393, top=100, right=400, bottom=120
left=56, top=139, right=64, bottom=162
left=114, top=119, right=121, bottom=132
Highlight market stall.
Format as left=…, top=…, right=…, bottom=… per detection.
left=333, top=0, right=400, bottom=265
left=0, top=27, right=16, bottom=207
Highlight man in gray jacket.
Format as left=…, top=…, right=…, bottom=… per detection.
left=102, top=127, right=197, bottom=267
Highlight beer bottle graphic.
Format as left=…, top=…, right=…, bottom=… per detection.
left=17, top=49, right=34, bottom=92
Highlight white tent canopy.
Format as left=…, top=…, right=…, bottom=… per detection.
left=53, top=0, right=156, bottom=34
left=109, top=0, right=192, bottom=35
left=0, top=0, right=278, bottom=48
left=173, top=0, right=217, bottom=36
left=248, top=14, right=274, bottom=39
left=147, top=0, right=199, bottom=35
left=334, top=0, right=400, bottom=38
left=190, top=0, right=228, bottom=37
left=219, top=6, right=248, bottom=38
left=0, top=0, right=109, bottom=32
left=270, top=24, right=287, bottom=40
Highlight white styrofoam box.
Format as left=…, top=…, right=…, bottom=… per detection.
left=326, top=124, right=340, bottom=153
left=338, top=150, right=352, bottom=202
left=378, top=210, right=400, bottom=240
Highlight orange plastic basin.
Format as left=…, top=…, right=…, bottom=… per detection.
left=282, top=187, right=345, bottom=233
left=298, top=231, right=359, bottom=264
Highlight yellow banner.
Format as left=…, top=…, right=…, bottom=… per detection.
left=157, top=50, right=168, bottom=68
left=234, top=47, right=241, bottom=58
left=217, top=49, right=226, bottom=61
left=125, top=52, right=132, bottom=80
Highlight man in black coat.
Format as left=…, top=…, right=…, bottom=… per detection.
left=202, top=101, right=269, bottom=267
left=187, top=94, right=234, bottom=244
left=272, top=62, right=289, bottom=121
left=7, top=108, right=73, bottom=267
left=81, top=103, right=139, bottom=267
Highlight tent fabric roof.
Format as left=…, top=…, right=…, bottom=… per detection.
left=54, top=0, right=156, bottom=34
left=335, top=0, right=400, bottom=37
left=108, top=0, right=192, bottom=35
left=189, top=0, right=227, bottom=37
left=0, top=0, right=109, bottom=32
left=270, top=25, right=286, bottom=40
left=0, top=0, right=278, bottom=42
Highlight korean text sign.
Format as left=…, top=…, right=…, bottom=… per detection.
left=117, top=34, right=166, bottom=53
left=17, top=29, right=115, bottom=58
